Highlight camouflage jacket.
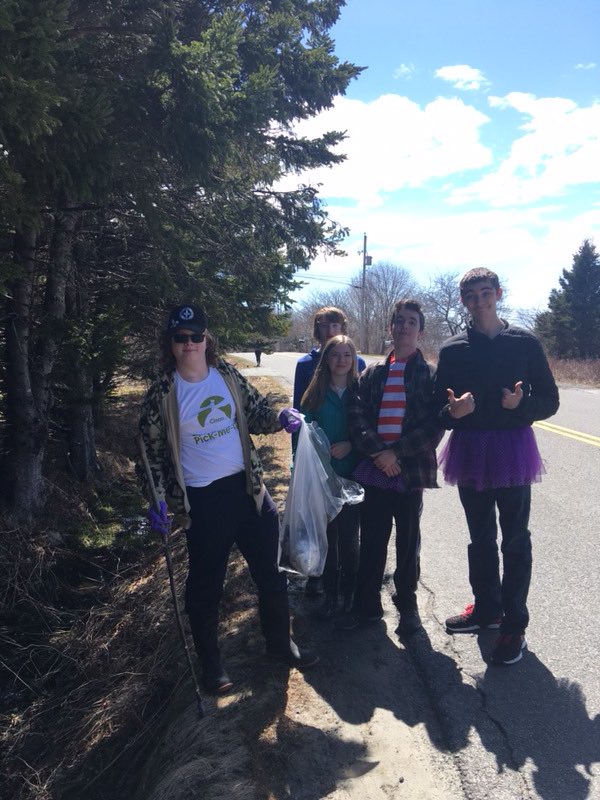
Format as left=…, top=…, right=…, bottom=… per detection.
left=138, top=359, right=283, bottom=524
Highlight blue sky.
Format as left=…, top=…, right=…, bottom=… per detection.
left=285, top=0, right=600, bottom=312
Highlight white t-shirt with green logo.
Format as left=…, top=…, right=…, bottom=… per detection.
left=175, top=368, right=244, bottom=487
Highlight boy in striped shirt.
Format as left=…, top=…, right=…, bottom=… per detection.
left=339, top=300, right=441, bottom=635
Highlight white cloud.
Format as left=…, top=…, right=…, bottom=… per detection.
left=280, top=85, right=600, bottom=311
left=279, top=94, right=492, bottom=207
left=435, top=64, right=491, bottom=91
left=449, top=93, right=600, bottom=206
left=295, top=204, right=600, bottom=310
left=394, top=63, right=416, bottom=80
left=575, top=62, right=596, bottom=70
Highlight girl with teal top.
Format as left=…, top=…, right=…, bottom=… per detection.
left=300, top=335, right=361, bottom=620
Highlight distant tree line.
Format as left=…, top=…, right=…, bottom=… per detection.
left=289, top=241, right=600, bottom=364
left=288, top=263, right=510, bottom=356
left=0, top=0, right=361, bottom=523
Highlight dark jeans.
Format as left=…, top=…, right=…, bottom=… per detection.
left=458, top=485, right=532, bottom=634
left=322, top=503, right=360, bottom=599
left=353, top=486, right=423, bottom=617
left=185, top=472, right=287, bottom=622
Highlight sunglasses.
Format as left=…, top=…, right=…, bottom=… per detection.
left=172, top=333, right=205, bottom=344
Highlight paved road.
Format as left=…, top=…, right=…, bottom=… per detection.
left=233, top=351, right=600, bottom=800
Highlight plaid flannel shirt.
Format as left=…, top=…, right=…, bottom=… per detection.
left=348, top=350, right=442, bottom=490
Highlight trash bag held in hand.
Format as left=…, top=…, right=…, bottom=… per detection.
left=278, top=419, right=364, bottom=577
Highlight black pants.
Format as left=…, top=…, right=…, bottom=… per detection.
left=458, top=485, right=532, bottom=634
left=185, top=472, right=287, bottom=660
left=353, top=486, right=423, bottom=617
left=322, top=503, right=360, bottom=599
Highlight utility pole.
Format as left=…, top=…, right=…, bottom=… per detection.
left=360, top=232, right=372, bottom=354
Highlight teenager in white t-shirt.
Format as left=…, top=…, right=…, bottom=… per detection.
left=140, top=304, right=318, bottom=694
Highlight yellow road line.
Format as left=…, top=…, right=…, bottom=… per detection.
left=534, top=420, right=600, bottom=447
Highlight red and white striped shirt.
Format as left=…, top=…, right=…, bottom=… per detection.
left=376, top=353, right=415, bottom=442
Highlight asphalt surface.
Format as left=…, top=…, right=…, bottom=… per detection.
left=234, top=351, right=600, bottom=800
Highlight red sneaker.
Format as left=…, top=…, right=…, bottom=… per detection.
left=445, top=603, right=502, bottom=633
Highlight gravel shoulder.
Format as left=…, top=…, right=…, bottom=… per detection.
left=136, top=580, right=465, bottom=800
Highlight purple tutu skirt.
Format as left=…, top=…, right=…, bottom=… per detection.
left=353, top=457, right=406, bottom=492
left=439, top=427, right=545, bottom=491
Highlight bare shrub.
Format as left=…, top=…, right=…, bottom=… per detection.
left=548, top=358, right=600, bottom=387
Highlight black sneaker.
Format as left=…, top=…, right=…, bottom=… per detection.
left=445, top=603, right=502, bottom=633
left=490, top=633, right=527, bottom=665
left=202, top=661, right=234, bottom=695
left=397, top=609, right=422, bottom=636
left=267, top=639, right=320, bottom=670
left=334, top=611, right=383, bottom=631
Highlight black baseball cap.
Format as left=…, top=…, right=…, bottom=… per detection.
left=166, top=304, right=207, bottom=335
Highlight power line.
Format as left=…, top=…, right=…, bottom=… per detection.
left=297, top=273, right=358, bottom=287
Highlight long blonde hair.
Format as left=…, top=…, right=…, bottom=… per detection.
left=301, top=335, right=358, bottom=412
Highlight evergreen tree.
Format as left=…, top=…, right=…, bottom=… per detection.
left=536, top=240, right=600, bottom=358
left=0, top=0, right=362, bottom=521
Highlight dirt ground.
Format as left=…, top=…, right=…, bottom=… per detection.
left=5, top=362, right=599, bottom=799
left=133, top=577, right=465, bottom=800
left=1, top=368, right=465, bottom=800
left=133, top=373, right=464, bottom=800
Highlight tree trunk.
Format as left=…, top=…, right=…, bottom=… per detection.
left=67, top=368, right=99, bottom=481
left=4, top=209, right=79, bottom=522
left=63, top=229, right=102, bottom=481
left=4, top=228, right=46, bottom=519
left=32, top=209, right=79, bottom=418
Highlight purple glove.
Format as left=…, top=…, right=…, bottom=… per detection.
left=279, top=407, right=302, bottom=433
left=147, top=500, right=171, bottom=536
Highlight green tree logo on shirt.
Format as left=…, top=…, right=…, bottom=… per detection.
left=197, top=395, right=232, bottom=427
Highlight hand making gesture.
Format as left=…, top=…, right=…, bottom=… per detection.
left=501, top=381, right=524, bottom=410
left=447, top=387, right=476, bottom=419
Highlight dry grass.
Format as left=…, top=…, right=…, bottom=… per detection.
left=548, top=357, right=600, bottom=387
left=0, top=364, right=294, bottom=800
left=0, top=487, right=191, bottom=800
left=423, top=352, right=600, bottom=388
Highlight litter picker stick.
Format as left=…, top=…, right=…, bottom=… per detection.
left=138, top=435, right=204, bottom=719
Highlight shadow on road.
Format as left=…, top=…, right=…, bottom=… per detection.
left=300, top=610, right=449, bottom=746
left=475, top=640, right=600, bottom=800
left=404, top=627, right=600, bottom=800
left=298, top=609, right=600, bottom=800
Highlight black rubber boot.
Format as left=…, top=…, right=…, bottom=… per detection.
left=189, top=613, right=233, bottom=694
left=315, top=568, right=338, bottom=620
left=391, top=594, right=423, bottom=636
left=201, top=658, right=234, bottom=694
left=397, top=608, right=423, bottom=636
left=259, top=592, right=319, bottom=669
